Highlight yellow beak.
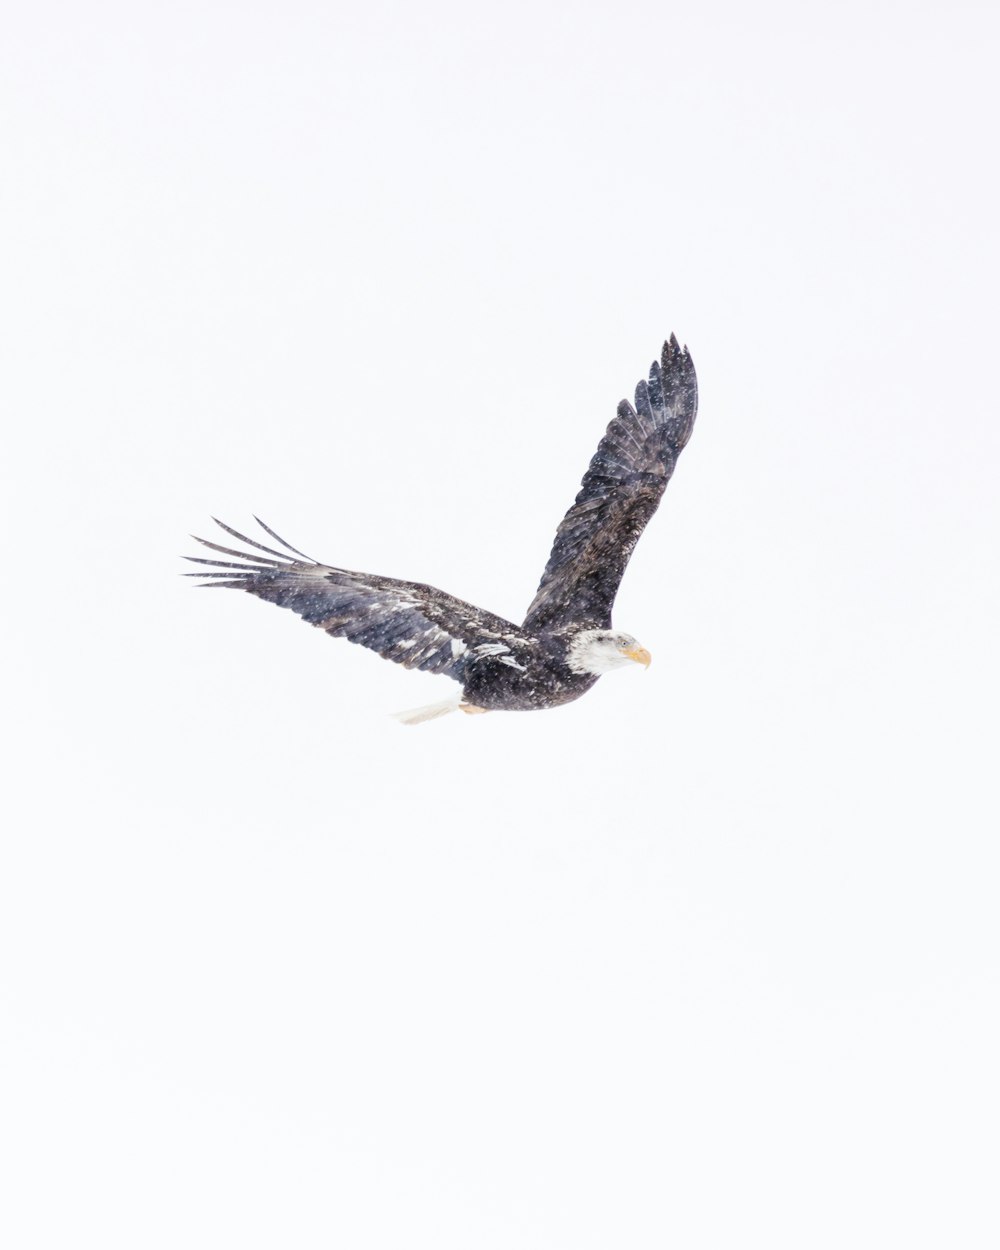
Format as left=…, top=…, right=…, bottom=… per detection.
left=624, top=645, right=652, bottom=668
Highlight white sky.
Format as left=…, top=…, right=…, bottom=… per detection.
left=3, top=1, right=999, bottom=1246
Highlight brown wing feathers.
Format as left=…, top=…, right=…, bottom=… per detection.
left=522, top=335, right=697, bottom=631
left=185, top=518, right=520, bottom=678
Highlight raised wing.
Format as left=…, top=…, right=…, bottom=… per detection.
left=523, top=335, right=698, bottom=631
left=186, top=518, right=524, bottom=681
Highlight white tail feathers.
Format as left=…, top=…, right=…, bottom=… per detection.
left=391, top=697, right=462, bottom=726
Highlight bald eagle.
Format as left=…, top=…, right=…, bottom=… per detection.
left=188, top=335, right=697, bottom=723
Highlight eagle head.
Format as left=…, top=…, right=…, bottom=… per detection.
left=566, top=629, right=652, bottom=676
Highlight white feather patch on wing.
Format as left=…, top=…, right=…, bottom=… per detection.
left=498, top=655, right=527, bottom=671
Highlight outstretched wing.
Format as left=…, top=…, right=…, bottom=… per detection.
left=186, top=518, right=523, bottom=681
left=523, top=335, right=698, bottom=632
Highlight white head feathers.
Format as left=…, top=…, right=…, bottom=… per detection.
left=565, top=629, right=652, bottom=676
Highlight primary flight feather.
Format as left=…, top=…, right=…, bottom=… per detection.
left=187, top=335, right=698, bottom=723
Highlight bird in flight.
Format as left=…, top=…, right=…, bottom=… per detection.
left=187, top=335, right=698, bottom=723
